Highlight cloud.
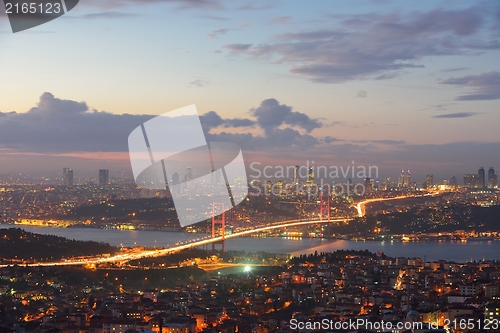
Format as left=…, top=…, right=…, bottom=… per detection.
left=222, top=7, right=500, bottom=83
left=269, top=16, right=291, bottom=25
left=200, top=99, right=323, bottom=149
left=207, top=28, right=231, bottom=39
left=324, top=136, right=340, bottom=143
left=0, top=93, right=322, bottom=154
left=433, top=112, right=480, bottom=118
left=197, top=15, right=230, bottom=21
left=198, top=110, right=223, bottom=129
left=189, top=79, right=210, bottom=87
left=85, top=0, right=222, bottom=10
left=77, top=12, right=139, bottom=19
left=417, top=103, right=457, bottom=112
left=206, top=128, right=319, bottom=150
left=225, top=118, right=255, bottom=127
left=199, top=111, right=255, bottom=130
left=357, top=90, right=367, bottom=98
left=223, top=43, right=253, bottom=52
left=0, top=93, right=153, bottom=153
left=440, top=71, right=500, bottom=100
left=235, top=2, right=274, bottom=11
left=1, top=93, right=500, bottom=178
left=354, top=139, right=406, bottom=145
left=250, top=98, right=322, bottom=133
left=439, top=67, right=470, bottom=73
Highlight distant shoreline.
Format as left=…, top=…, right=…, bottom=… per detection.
left=1, top=222, right=498, bottom=243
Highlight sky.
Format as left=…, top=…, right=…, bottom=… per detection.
left=1, top=0, right=500, bottom=183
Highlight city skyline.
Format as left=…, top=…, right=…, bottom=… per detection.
left=2, top=2, right=500, bottom=331
left=36, top=164, right=500, bottom=189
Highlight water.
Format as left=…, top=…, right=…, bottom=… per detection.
left=2, top=224, right=499, bottom=262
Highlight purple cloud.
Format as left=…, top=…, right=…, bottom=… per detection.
left=250, top=98, right=322, bottom=133
left=221, top=7, right=499, bottom=83
left=433, top=112, right=480, bottom=118
left=440, top=71, right=500, bottom=100
left=207, top=28, right=231, bottom=39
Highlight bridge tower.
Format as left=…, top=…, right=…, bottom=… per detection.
left=211, top=202, right=226, bottom=253
left=319, top=191, right=331, bottom=222
left=319, top=191, right=331, bottom=238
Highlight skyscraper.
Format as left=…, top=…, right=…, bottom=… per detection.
left=464, top=174, right=472, bottom=187
left=186, top=167, right=193, bottom=182
left=425, top=174, right=433, bottom=189
left=449, top=175, right=457, bottom=187
left=488, top=167, right=498, bottom=188
left=398, top=169, right=405, bottom=188
left=385, top=177, right=391, bottom=191
left=478, top=167, right=485, bottom=189
left=398, top=169, right=410, bottom=188
left=364, top=178, right=372, bottom=194
left=307, top=167, right=314, bottom=184
left=63, top=168, right=73, bottom=186
left=293, top=165, right=299, bottom=186
left=99, top=169, right=109, bottom=185
left=471, top=174, right=478, bottom=188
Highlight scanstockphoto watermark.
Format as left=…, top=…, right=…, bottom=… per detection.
left=249, top=160, right=379, bottom=197
left=289, top=318, right=431, bottom=331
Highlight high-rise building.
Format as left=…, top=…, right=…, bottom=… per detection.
left=364, top=178, right=372, bottom=194
left=307, top=167, right=314, bottom=184
left=186, top=167, right=193, bottom=182
left=99, top=169, right=109, bottom=185
left=449, top=175, right=457, bottom=187
left=464, top=174, right=472, bottom=187
left=276, top=181, right=283, bottom=194
left=471, top=174, right=478, bottom=188
left=385, top=177, right=391, bottom=191
left=266, top=180, right=273, bottom=194
left=398, top=170, right=405, bottom=188
left=347, top=178, right=353, bottom=192
left=398, top=169, right=410, bottom=188
left=171, top=172, right=180, bottom=195
left=171, top=172, right=180, bottom=185
left=488, top=167, right=497, bottom=188
left=478, top=167, right=485, bottom=189
left=293, top=166, right=299, bottom=186
left=425, top=174, right=433, bottom=189
left=63, top=168, right=73, bottom=186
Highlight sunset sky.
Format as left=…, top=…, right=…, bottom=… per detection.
left=1, top=0, right=500, bottom=182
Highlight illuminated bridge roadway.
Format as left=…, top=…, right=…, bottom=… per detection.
left=2, top=192, right=441, bottom=268
left=355, top=192, right=440, bottom=217
left=2, top=218, right=350, bottom=268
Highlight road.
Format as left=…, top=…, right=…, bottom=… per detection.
left=2, top=192, right=438, bottom=268
left=0, top=218, right=349, bottom=267
left=355, top=192, right=439, bottom=217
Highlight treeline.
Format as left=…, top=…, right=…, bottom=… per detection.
left=102, top=266, right=207, bottom=290
left=0, top=228, right=117, bottom=262
left=290, top=249, right=378, bottom=264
